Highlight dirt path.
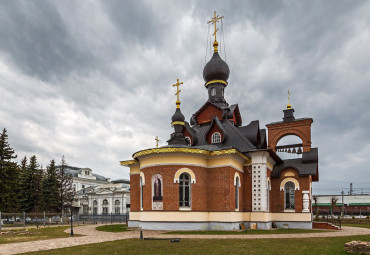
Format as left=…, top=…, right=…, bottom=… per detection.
left=0, top=225, right=369, bottom=255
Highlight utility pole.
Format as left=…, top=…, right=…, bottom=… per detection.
left=341, top=190, right=344, bottom=217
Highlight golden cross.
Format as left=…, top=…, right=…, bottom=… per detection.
left=172, top=78, right=183, bottom=108
left=287, top=89, right=292, bottom=109
left=155, top=136, right=159, bottom=148
left=207, top=11, right=224, bottom=52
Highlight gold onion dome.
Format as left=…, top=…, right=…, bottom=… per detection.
left=203, top=52, right=230, bottom=84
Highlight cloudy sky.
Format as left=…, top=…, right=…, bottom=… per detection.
left=1, top=0, right=369, bottom=195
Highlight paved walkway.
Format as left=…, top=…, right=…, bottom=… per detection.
left=0, top=225, right=370, bottom=255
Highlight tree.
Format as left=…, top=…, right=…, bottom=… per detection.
left=313, top=196, right=319, bottom=220
left=42, top=159, right=60, bottom=212
left=19, top=155, right=42, bottom=212
left=56, top=156, right=74, bottom=214
left=330, top=196, right=338, bottom=216
left=0, top=128, right=19, bottom=211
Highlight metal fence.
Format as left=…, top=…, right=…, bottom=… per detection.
left=0, top=212, right=129, bottom=230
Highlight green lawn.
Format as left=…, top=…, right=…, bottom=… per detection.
left=96, top=224, right=130, bottom=232
left=163, top=228, right=329, bottom=235
left=24, top=235, right=370, bottom=255
left=0, top=226, right=74, bottom=244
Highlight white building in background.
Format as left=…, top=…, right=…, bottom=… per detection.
left=61, top=166, right=130, bottom=215
left=63, top=166, right=112, bottom=191
left=76, top=181, right=130, bottom=215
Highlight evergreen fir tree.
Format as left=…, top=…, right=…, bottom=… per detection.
left=19, top=155, right=42, bottom=212
left=0, top=128, right=19, bottom=212
left=42, top=159, right=60, bottom=212
left=18, top=156, right=29, bottom=211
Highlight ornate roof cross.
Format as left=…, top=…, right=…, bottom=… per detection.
left=172, top=78, right=183, bottom=108
left=207, top=11, right=224, bottom=52
left=287, top=89, right=292, bottom=109
left=155, top=136, right=159, bottom=148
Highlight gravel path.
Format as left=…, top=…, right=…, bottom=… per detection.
left=0, top=224, right=369, bottom=255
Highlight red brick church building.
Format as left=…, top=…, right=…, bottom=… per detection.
left=121, top=14, right=319, bottom=230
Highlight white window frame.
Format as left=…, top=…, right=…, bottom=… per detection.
left=179, top=173, right=191, bottom=209
left=211, top=87, right=216, bottom=96
left=185, top=136, right=191, bottom=146
left=284, top=181, right=295, bottom=210
left=140, top=176, right=143, bottom=211
left=93, top=200, right=98, bottom=215
left=102, top=199, right=109, bottom=215
left=115, top=200, right=120, bottom=214
left=211, top=132, right=221, bottom=143
left=235, top=176, right=239, bottom=211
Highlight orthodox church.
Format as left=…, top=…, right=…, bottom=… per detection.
left=121, top=12, right=319, bottom=230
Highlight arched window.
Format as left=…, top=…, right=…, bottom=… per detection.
left=102, top=199, right=109, bottom=215
left=284, top=182, right=295, bottom=209
left=115, top=200, right=120, bottom=214
left=185, top=136, right=191, bottom=146
left=140, top=176, right=143, bottom=210
left=211, top=87, right=216, bottom=96
left=179, top=173, right=191, bottom=207
left=93, top=200, right=98, bottom=215
left=211, top=132, right=221, bottom=143
left=235, top=177, right=239, bottom=210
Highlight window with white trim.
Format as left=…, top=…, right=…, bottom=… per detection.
left=102, top=199, right=109, bottom=215
left=83, top=205, right=88, bottom=215
left=179, top=173, right=191, bottom=207
left=211, top=132, right=221, bottom=143
left=284, top=181, right=295, bottom=209
left=185, top=136, right=191, bottom=146
left=235, top=176, right=239, bottom=210
left=140, top=176, right=143, bottom=210
left=211, top=87, right=216, bottom=96
left=115, top=200, right=120, bottom=214
left=93, top=200, right=98, bottom=215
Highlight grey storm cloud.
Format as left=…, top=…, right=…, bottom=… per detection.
left=1, top=0, right=370, bottom=195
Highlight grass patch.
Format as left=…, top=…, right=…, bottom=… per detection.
left=343, top=224, right=370, bottom=229
left=0, top=226, right=76, bottom=244
left=163, top=228, right=329, bottom=235
left=96, top=224, right=130, bottom=232
left=24, top=235, right=370, bottom=255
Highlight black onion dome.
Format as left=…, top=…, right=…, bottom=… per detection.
left=203, top=52, right=230, bottom=83
left=172, top=108, right=185, bottom=122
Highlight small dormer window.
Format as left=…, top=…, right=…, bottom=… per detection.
left=185, top=136, right=191, bottom=146
left=211, top=132, right=221, bottom=143
left=85, top=170, right=89, bottom=175
left=211, top=87, right=216, bottom=96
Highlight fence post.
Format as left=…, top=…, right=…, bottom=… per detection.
left=0, top=211, right=2, bottom=232
left=43, top=212, right=46, bottom=228
left=111, top=212, right=112, bottom=225
left=23, top=212, right=26, bottom=228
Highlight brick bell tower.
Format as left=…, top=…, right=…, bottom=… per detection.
left=266, top=91, right=313, bottom=153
